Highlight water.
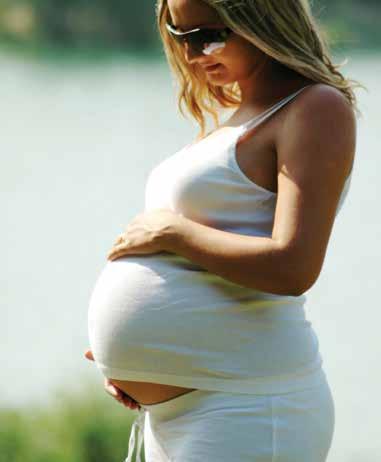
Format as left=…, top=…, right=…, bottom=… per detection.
left=1, top=50, right=380, bottom=461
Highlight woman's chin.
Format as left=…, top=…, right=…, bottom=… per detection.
left=207, top=74, right=231, bottom=86
left=205, top=66, right=228, bottom=82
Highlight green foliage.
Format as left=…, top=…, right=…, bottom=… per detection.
left=312, top=0, right=381, bottom=50
left=0, top=1, right=379, bottom=57
left=0, top=410, right=32, bottom=462
left=0, top=0, right=158, bottom=52
left=0, top=382, right=143, bottom=462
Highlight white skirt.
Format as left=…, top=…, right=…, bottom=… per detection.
left=124, top=374, right=335, bottom=462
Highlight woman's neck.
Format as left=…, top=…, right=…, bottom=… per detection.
left=237, top=58, right=314, bottom=110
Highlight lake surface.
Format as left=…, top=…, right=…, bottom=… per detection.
left=1, top=49, right=380, bottom=461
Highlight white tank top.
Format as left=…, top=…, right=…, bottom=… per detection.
left=88, top=84, right=352, bottom=396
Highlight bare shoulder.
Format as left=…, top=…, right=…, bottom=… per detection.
left=270, top=84, right=357, bottom=293
left=284, top=82, right=356, bottom=125
left=277, top=83, right=357, bottom=180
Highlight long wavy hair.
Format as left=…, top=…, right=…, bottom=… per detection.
left=156, top=0, right=366, bottom=141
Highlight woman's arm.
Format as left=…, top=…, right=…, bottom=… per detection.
left=163, top=85, right=356, bottom=296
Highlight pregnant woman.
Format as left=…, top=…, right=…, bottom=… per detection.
left=85, top=0, right=362, bottom=461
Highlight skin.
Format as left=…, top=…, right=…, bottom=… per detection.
left=85, top=0, right=356, bottom=408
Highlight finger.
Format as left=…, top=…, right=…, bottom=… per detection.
left=105, top=381, right=140, bottom=409
left=108, top=249, right=133, bottom=261
left=107, top=252, right=124, bottom=261
left=121, top=396, right=141, bottom=410
left=104, top=378, right=121, bottom=395
left=104, top=380, right=133, bottom=406
left=111, top=391, right=137, bottom=410
left=113, top=242, right=130, bottom=252
left=114, top=234, right=125, bottom=245
left=120, top=395, right=134, bottom=408
left=105, top=382, right=122, bottom=398
left=84, top=350, right=94, bottom=361
left=107, top=242, right=131, bottom=260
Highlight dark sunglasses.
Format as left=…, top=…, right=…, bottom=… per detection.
left=165, top=22, right=233, bottom=55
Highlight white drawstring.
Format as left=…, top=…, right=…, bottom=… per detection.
left=124, top=408, right=146, bottom=462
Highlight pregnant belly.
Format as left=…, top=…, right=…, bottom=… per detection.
left=88, top=253, right=316, bottom=400
left=88, top=253, right=207, bottom=404
left=87, top=253, right=219, bottom=371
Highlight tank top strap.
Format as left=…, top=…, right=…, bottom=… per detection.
left=239, top=84, right=313, bottom=133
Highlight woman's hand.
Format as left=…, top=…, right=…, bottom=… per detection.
left=84, top=349, right=141, bottom=410
left=107, top=208, right=183, bottom=261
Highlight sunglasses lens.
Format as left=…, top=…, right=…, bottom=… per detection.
left=191, top=30, right=222, bottom=53
left=168, top=26, right=230, bottom=55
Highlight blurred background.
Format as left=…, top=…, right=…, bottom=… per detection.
left=1, top=1, right=380, bottom=461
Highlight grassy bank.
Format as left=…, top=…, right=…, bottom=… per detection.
left=0, top=382, right=142, bottom=462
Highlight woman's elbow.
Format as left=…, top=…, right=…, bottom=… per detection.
left=287, top=267, right=321, bottom=296
left=280, top=255, right=322, bottom=296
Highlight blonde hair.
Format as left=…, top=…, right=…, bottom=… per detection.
left=156, top=0, right=366, bottom=141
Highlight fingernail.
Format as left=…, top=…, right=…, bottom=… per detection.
left=109, top=387, right=118, bottom=397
